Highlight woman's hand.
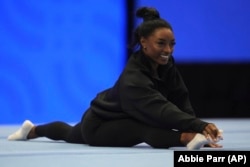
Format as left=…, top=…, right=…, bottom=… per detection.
left=202, top=123, right=221, bottom=142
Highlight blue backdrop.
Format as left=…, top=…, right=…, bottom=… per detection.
left=1, top=1, right=250, bottom=124
left=136, top=0, right=250, bottom=63
left=0, top=0, right=126, bottom=124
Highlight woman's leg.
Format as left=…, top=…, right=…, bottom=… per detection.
left=34, top=121, right=85, bottom=144
left=8, top=120, right=85, bottom=144
left=82, top=112, right=186, bottom=148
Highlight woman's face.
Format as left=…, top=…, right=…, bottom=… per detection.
left=140, top=27, right=175, bottom=67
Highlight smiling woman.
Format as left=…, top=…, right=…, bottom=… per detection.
left=8, top=7, right=223, bottom=150
left=140, top=28, right=175, bottom=66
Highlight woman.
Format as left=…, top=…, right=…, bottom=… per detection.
left=8, top=7, right=223, bottom=149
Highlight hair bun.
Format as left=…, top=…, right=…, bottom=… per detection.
left=136, top=7, right=160, bottom=21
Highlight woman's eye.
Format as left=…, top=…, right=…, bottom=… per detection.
left=171, top=42, right=176, bottom=46
left=157, top=42, right=165, bottom=46
left=157, top=41, right=176, bottom=48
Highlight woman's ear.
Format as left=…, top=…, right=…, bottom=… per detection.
left=140, top=37, right=147, bottom=48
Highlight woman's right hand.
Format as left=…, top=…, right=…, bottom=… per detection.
left=202, top=123, right=221, bottom=142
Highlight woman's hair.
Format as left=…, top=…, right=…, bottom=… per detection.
left=130, top=7, right=173, bottom=50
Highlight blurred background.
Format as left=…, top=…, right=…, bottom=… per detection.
left=1, top=0, right=250, bottom=124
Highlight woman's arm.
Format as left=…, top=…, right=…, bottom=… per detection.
left=119, top=71, right=207, bottom=133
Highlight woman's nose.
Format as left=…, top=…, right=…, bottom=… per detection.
left=164, top=44, right=172, bottom=53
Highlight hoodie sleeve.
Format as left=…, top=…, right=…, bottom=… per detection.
left=119, top=70, right=208, bottom=133
left=165, top=66, right=196, bottom=117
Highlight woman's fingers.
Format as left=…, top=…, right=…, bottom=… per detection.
left=206, top=143, right=223, bottom=148
left=203, top=123, right=219, bottom=142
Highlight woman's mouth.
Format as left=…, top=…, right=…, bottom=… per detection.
left=159, top=54, right=171, bottom=64
left=160, top=55, right=170, bottom=59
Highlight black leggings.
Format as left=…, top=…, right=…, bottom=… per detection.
left=35, top=110, right=183, bottom=148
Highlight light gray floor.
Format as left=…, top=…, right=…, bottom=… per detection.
left=1, top=119, right=250, bottom=167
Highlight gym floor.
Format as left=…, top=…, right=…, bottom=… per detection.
left=1, top=118, right=250, bottom=167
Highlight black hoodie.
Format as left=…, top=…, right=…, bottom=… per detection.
left=89, top=51, right=208, bottom=133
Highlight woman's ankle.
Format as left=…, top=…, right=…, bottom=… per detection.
left=180, top=132, right=197, bottom=145
left=27, top=126, right=38, bottom=139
